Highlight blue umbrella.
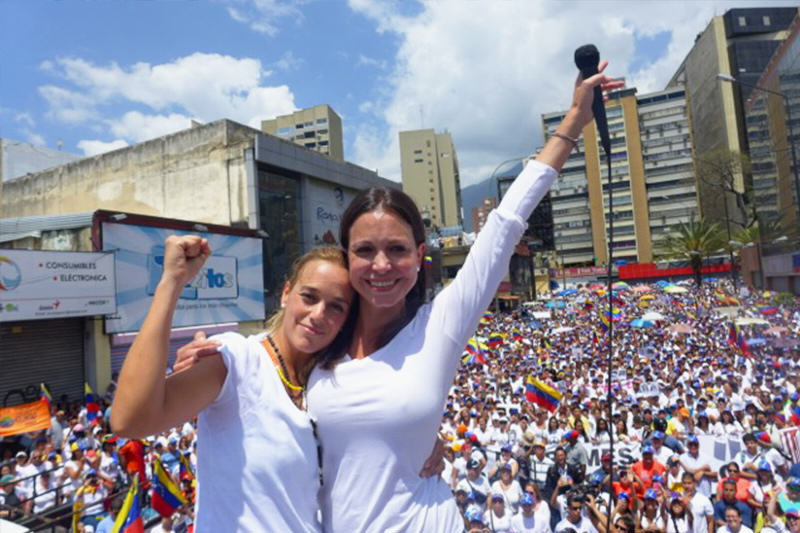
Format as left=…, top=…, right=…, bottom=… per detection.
left=630, top=318, right=655, bottom=328
left=556, top=288, right=578, bottom=296
left=545, top=301, right=566, bottom=309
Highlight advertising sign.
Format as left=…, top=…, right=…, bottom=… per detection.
left=0, top=250, right=116, bottom=322
left=305, top=179, right=354, bottom=246
left=102, top=222, right=265, bottom=333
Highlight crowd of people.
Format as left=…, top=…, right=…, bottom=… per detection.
left=438, top=278, right=800, bottom=532
left=1, top=276, right=799, bottom=532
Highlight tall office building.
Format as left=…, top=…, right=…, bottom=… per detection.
left=744, top=14, right=800, bottom=229
left=668, top=7, right=798, bottom=226
left=399, top=129, right=463, bottom=228
left=261, top=104, right=344, bottom=161
left=542, top=86, right=698, bottom=267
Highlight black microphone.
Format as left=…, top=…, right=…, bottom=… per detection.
left=574, top=44, right=611, bottom=156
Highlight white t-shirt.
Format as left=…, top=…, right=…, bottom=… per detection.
left=485, top=509, right=513, bottom=532
left=491, top=479, right=523, bottom=514
left=307, top=161, right=557, bottom=533
left=195, top=332, right=321, bottom=532
left=719, top=526, right=754, bottom=533
left=32, top=477, right=56, bottom=514
left=689, top=492, right=714, bottom=533
left=555, top=516, right=599, bottom=533
left=681, top=452, right=713, bottom=497
left=511, top=512, right=540, bottom=533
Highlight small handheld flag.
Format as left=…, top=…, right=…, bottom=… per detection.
left=150, top=457, right=188, bottom=517
left=525, top=376, right=563, bottom=413
left=84, top=382, right=100, bottom=421
left=40, top=383, right=52, bottom=405
left=112, top=476, right=144, bottom=533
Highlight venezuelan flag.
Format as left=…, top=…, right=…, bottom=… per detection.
left=511, top=329, right=522, bottom=342
left=525, top=376, right=563, bottom=413
left=150, top=457, right=187, bottom=518
left=40, top=383, right=52, bottom=405
left=84, top=382, right=100, bottom=421
left=424, top=255, right=433, bottom=266
left=481, top=311, right=493, bottom=324
left=112, top=477, right=144, bottom=533
left=791, top=404, right=800, bottom=426
left=179, top=452, right=194, bottom=480
left=488, top=333, right=504, bottom=348
left=728, top=322, right=737, bottom=346
left=600, top=312, right=611, bottom=333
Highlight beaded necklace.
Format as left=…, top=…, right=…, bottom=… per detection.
left=262, top=336, right=305, bottom=412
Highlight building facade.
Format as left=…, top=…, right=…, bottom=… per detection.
left=261, top=104, right=344, bottom=161
left=668, top=7, right=798, bottom=227
left=471, top=196, right=497, bottom=234
left=542, top=86, right=698, bottom=267
left=0, top=119, right=393, bottom=398
left=399, top=129, right=463, bottom=229
left=1, top=138, right=81, bottom=181
left=744, top=13, right=800, bottom=230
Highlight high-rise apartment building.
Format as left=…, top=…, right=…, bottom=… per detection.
left=542, top=86, right=698, bottom=267
left=668, top=7, right=798, bottom=226
left=743, top=14, right=800, bottom=229
left=261, top=104, right=344, bottom=161
left=399, top=129, right=463, bottom=228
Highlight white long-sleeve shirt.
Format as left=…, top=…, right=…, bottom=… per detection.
left=308, top=160, right=557, bottom=532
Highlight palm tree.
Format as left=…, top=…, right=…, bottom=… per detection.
left=658, top=219, right=725, bottom=286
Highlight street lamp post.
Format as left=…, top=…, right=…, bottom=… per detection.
left=717, top=73, right=800, bottom=226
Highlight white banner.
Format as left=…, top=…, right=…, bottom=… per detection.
left=0, top=250, right=116, bottom=321
left=102, top=222, right=264, bottom=333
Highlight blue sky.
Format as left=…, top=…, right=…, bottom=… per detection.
left=1, top=0, right=797, bottom=186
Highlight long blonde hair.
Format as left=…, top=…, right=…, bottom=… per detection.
left=265, top=246, right=356, bottom=372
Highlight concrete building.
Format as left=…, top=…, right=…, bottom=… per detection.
left=744, top=13, right=800, bottom=229
left=1, top=119, right=394, bottom=398
left=261, top=104, right=344, bottom=161
left=542, top=86, right=698, bottom=267
left=399, top=129, right=463, bottom=228
left=1, top=138, right=81, bottom=181
left=668, top=7, right=798, bottom=227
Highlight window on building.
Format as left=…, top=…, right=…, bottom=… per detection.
left=319, top=140, right=328, bottom=146
left=296, top=124, right=304, bottom=129
left=277, top=127, right=291, bottom=135
left=763, top=15, right=770, bottom=25
left=426, top=140, right=431, bottom=147
left=414, top=149, right=422, bottom=154
left=305, top=142, right=316, bottom=148
left=316, top=118, right=327, bottom=124
left=304, top=131, right=316, bottom=138
left=317, top=129, right=328, bottom=135
left=738, top=16, right=746, bottom=26
left=304, top=121, right=313, bottom=127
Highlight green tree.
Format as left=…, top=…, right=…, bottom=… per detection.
left=658, top=219, right=725, bottom=287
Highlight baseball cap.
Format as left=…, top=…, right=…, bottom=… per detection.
left=644, top=488, right=659, bottom=500
left=501, top=444, right=512, bottom=452
left=15, top=451, right=27, bottom=459
left=467, top=459, right=481, bottom=470
left=757, top=460, right=772, bottom=472
left=601, top=452, right=612, bottom=461
left=0, top=474, right=14, bottom=484
left=786, top=478, right=800, bottom=490
left=466, top=509, right=484, bottom=522
left=687, top=435, right=699, bottom=445
left=563, top=430, right=579, bottom=440
left=521, top=493, right=534, bottom=505
left=491, top=493, right=505, bottom=501
left=85, top=468, right=97, bottom=477
left=652, top=431, right=664, bottom=440
left=500, top=462, right=513, bottom=471
left=642, top=444, right=655, bottom=455
left=757, top=432, right=771, bottom=444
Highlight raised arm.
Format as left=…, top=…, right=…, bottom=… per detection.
left=111, top=235, right=226, bottom=438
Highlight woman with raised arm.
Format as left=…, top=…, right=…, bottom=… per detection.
left=111, top=239, right=354, bottom=532
left=306, top=63, right=622, bottom=531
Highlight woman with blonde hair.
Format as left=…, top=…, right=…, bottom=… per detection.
left=112, top=241, right=354, bottom=531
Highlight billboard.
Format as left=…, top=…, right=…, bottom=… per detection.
left=0, top=249, right=116, bottom=321
left=102, top=222, right=264, bottom=333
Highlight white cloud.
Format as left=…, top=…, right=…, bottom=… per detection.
left=39, top=53, right=297, bottom=145
left=77, top=139, right=129, bottom=156
left=274, top=50, right=304, bottom=71
left=357, top=54, right=387, bottom=70
left=346, top=0, right=796, bottom=186
left=25, top=132, right=46, bottom=146
left=222, top=0, right=306, bottom=37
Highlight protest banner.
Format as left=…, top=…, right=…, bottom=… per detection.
left=0, top=399, right=51, bottom=437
